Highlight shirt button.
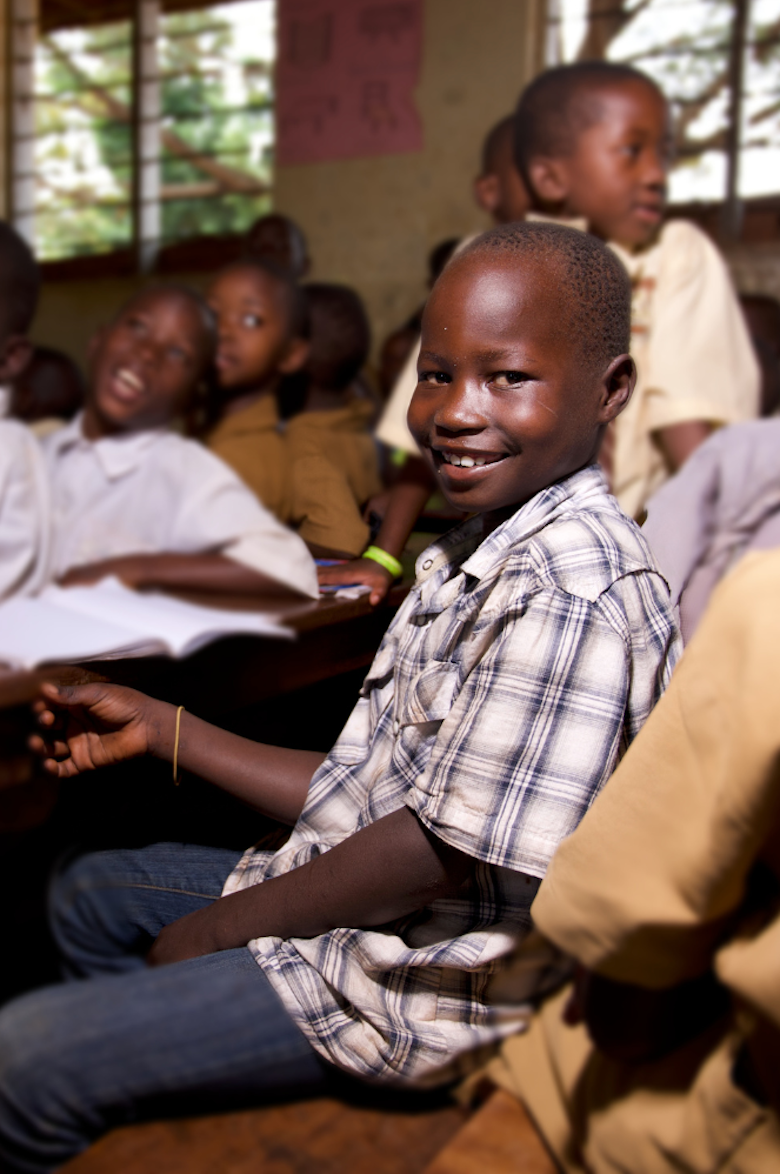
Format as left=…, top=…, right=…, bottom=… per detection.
left=422, top=559, right=433, bottom=570
left=393, top=719, right=400, bottom=736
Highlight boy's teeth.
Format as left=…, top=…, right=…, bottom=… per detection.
left=117, top=368, right=142, bottom=390
left=443, top=452, right=487, bottom=467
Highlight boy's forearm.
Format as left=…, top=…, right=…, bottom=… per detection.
left=150, top=806, right=473, bottom=963
left=148, top=702, right=323, bottom=824
left=374, top=458, right=435, bottom=559
left=123, top=553, right=304, bottom=597
left=653, top=420, right=713, bottom=473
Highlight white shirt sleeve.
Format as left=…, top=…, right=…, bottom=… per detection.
left=375, top=341, right=422, bottom=456
left=171, top=441, right=319, bottom=599
left=0, top=421, right=50, bottom=599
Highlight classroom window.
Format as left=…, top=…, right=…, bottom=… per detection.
left=547, top=0, right=780, bottom=210
left=11, top=0, right=275, bottom=267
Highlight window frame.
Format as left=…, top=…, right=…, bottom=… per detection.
left=8, top=0, right=274, bottom=279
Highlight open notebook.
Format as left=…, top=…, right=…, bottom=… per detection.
left=0, top=577, right=294, bottom=670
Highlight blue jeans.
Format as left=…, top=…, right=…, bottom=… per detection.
left=0, top=844, right=336, bottom=1174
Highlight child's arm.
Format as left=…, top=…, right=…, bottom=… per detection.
left=147, top=805, right=473, bottom=966
left=58, top=553, right=308, bottom=598
left=316, top=457, right=435, bottom=604
left=32, top=682, right=325, bottom=824
left=653, top=420, right=713, bottom=474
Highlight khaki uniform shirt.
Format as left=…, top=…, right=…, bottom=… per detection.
left=610, top=220, right=759, bottom=519
left=487, top=550, right=780, bottom=1173
left=206, top=394, right=289, bottom=520
left=285, top=397, right=382, bottom=556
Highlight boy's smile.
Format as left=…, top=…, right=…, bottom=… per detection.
left=408, top=252, right=633, bottom=532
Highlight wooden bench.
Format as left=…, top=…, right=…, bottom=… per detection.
left=60, top=1086, right=557, bottom=1174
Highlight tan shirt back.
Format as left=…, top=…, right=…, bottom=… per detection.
left=206, top=394, right=289, bottom=520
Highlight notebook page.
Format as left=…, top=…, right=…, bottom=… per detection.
left=0, top=596, right=153, bottom=669
left=40, top=578, right=294, bottom=657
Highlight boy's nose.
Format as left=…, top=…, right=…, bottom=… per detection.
left=432, top=379, right=487, bottom=434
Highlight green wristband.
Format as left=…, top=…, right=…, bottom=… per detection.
left=363, top=545, right=403, bottom=580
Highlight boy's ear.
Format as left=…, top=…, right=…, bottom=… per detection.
left=0, top=334, right=33, bottom=383
left=527, top=156, right=571, bottom=206
left=598, top=354, right=636, bottom=423
left=278, top=337, right=310, bottom=376
left=473, top=173, right=501, bottom=217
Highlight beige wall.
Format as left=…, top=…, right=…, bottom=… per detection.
left=31, top=0, right=545, bottom=368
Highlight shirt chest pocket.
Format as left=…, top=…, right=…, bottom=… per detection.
left=396, top=660, right=462, bottom=731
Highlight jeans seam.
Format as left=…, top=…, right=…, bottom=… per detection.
left=76, top=881, right=223, bottom=901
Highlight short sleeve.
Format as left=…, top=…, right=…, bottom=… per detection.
left=288, top=454, right=370, bottom=557
left=171, top=442, right=319, bottom=598
left=0, top=422, right=49, bottom=598
left=642, top=222, right=760, bottom=432
left=374, top=341, right=421, bottom=455
left=404, top=587, right=631, bottom=879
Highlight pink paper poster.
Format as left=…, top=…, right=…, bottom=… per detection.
left=276, top=0, right=424, bottom=165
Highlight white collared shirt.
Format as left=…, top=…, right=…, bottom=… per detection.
left=41, top=414, right=318, bottom=596
left=0, top=419, right=50, bottom=599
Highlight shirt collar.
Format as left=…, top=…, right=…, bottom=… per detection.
left=414, top=465, right=609, bottom=612
left=525, top=210, right=589, bottom=234
left=48, top=411, right=168, bottom=481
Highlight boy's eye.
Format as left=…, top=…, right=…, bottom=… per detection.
left=492, top=371, right=528, bottom=388
left=167, top=346, right=190, bottom=364
left=418, top=370, right=450, bottom=385
left=242, top=313, right=263, bottom=328
left=621, top=143, right=642, bottom=161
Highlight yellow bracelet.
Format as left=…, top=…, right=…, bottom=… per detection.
left=363, top=545, right=403, bottom=580
left=173, top=705, right=185, bottom=786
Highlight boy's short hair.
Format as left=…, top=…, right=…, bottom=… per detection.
left=0, top=221, right=40, bottom=336
left=461, top=221, right=631, bottom=371
left=514, top=62, right=664, bottom=188
left=244, top=213, right=310, bottom=282
left=304, top=282, right=371, bottom=391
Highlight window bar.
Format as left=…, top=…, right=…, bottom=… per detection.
left=721, top=0, right=750, bottom=241
left=132, top=0, right=160, bottom=273
left=9, top=0, right=37, bottom=246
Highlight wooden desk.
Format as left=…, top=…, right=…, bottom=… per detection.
left=0, top=584, right=408, bottom=717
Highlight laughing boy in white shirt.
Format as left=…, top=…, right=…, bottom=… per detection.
left=41, top=286, right=318, bottom=600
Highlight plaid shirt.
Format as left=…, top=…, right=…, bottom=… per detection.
left=223, top=466, right=681, bottom=1085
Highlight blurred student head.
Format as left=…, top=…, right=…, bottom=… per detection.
left=85, top=286, right=216, bottom=439
left=514, top=62, right=672, bottom=250
left=304, top=283, right=371, bottom=395
left=207, top=259, right=309, bottom=409
left=10, top=346, right=85, bottom=426
left=0, top=221, right=40, bottom=384
left=474, top=114, right=532, bottom=225
left=740, top=293, right=780, bottom=417
left=244, top=213, right=310, bottom=281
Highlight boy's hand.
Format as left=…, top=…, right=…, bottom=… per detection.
left=317, top=558, right=393, bottom=606
left=30, top=682, right=165, bottom=777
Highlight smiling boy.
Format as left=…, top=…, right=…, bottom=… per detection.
left=42, top=286, right=317, bottom=598
left=0, top=225, right=679, bottom=1173
left=516, top=62, right=759, bottom=519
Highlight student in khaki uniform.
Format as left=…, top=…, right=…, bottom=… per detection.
left=285, top=283, right=382, bottom=557
left=483, top=549, right=780, bottom=1174
left=516, top=61, right=759, bottom=520
left=206, top=259, right=310, bottom=520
